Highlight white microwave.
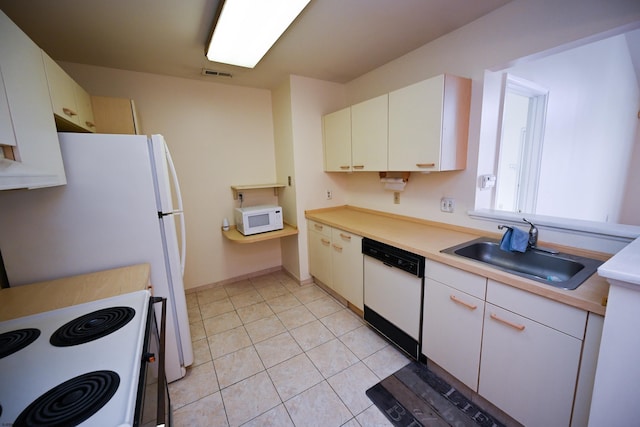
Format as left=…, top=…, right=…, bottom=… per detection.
left=234, top=205, right=283, bottom=236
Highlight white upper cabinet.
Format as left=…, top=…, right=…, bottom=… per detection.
left=0, top=10, right=66, bottom=190
left=322, top=74, right=470, bottom=173
left=323, top=106, right=351, bottom=171
left=74, top=83, right=96, bottom=132
left=351, top=94, right=388, bottom=171
left=0, top=67, right=17, bottom=148
left=388, top=74, right=471, bottom=172
left=42, top=51, right=95, bottom=133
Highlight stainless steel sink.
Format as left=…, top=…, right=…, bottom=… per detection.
left=441, top=237, right=603, bottom=290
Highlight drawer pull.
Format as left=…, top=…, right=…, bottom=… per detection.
left=320, top=238, right=330, bottom=246
left=490, top=313, right=525, bottom=331
left=449, top=294, right=477, bottom=310
left=353, top=165, right=365, bottom=169
left=62, top=107, right=78, bottom=117
left=332, top=244, right=343, bottom=252
left=416, top=163, right=435, bottom=168
left=339, top=233, right=351, bottom=241
left=314, top=224, right=323, bottom=231
left=340, top=165, right=350, bottom=170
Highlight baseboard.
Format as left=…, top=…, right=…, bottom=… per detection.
left=186, top=265, right=311, bottom=294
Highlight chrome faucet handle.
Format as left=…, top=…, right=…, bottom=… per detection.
left=522, top=218, right=538, bottom=247
left=497, top=224, right=512, bottom=231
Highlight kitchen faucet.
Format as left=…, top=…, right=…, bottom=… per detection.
left=498, top=219, right=558, bottom=254
left=522, top=218, right=538, bottom=248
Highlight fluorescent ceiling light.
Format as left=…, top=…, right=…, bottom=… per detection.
left=206, top=0, right=311, bottom=68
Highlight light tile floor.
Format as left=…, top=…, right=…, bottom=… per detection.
left=169, top=270, right=410, bottom=426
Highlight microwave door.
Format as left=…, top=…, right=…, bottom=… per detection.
left=249, top=213, right=271, bottom=228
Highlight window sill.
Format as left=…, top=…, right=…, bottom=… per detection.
left=469, top=209, right=640, bottom=242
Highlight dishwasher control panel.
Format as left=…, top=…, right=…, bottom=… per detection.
left=362, top=238, right=425, bottom=277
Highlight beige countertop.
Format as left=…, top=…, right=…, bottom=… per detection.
left=306, top=206, right=609, bottom=316
left=0, top=263, right=151, bottom=321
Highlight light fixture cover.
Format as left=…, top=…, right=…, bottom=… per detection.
left=207, top=0, right=311, bottom=68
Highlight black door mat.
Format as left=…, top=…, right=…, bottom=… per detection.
left=366, top=361, right=506, bottom=427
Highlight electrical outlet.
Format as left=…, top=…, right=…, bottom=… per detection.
left=440, top=197, right=455, bottom=213
left=394, top=192, right=400, bottom=204
left=326, top=190, right=332, bottom=200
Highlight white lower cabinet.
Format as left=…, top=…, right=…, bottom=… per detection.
left=422, top=262, right=486, bottom=391
left=478, top=280, right=586, bottom=427
left=330, top=228, right=363, bottom=310
left=307, top=220, right=363, bottom=310
left=422, top=262, right=595, bottom=426
left=308, top=221, right=332, bottom=287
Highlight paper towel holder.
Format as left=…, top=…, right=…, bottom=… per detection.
left=379, top=172, right=410, bottom=191
left=379, top=172, right=410, bottom=182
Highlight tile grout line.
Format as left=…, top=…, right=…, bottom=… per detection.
left=180, top=274, right=402, bottom=426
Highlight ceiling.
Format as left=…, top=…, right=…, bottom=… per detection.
left=0, top=0, right=512, bottom=89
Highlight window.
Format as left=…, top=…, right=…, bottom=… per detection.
left=495, top=75, right=548, bottom=214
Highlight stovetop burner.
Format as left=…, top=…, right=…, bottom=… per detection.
left=0, top=290, right=151, bottom=425
left=0, top=328, right=41, bottom=359
left=13, top=370, right=120, bottom=427
left=50, top=307, right=135, bottom=347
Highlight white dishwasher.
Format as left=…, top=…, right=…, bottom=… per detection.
left=362, top=238, right=425, bottom=359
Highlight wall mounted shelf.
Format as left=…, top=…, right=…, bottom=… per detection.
left=231, top=183, right=286, bottom=199
left=222, top=223, right=298, bottom=243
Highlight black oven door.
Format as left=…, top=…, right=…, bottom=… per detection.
left=134, top=296, right=172, bottom=426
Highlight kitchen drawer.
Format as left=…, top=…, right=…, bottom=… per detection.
left=425, top=260, right=486, bottom=299
left=308, top=220, right=331, bottom=238
left=487, top=280, right=586, bottom=339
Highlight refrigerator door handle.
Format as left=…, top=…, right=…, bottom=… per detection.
left=163, top=141, right=186, bottom=277
left=176, top=210, right=186, bottom=276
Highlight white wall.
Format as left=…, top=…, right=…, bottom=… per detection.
left=337, top=0, right=640, bottom=253
left=62, top=63, right=282, bottom=289
left=274, top=75, right=349, bottom=281
left=272, top=78, right=298, bottom=278
left=290, top=76, right=350, bottom=280
left=620, top=127, right=640, bottom=224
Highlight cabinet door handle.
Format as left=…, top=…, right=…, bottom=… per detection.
left=416, top=163, right=435, bottom=168
left=449, top=294, right=477, bottom=310
left=85, top=121, right=96, bottom=128
left=352, top=165, right=365, bottom=169
left=314, top=224, right=323, bottom=231
left=320, top=238, right=330, bottom=246
left=332, top=244, right=343, bottom=252
left=339, top=233, right=351, bottom=241
left=490, top=313, right=525, bottom=331
left=339, top=165, right=350, bottom=170
left=62, top=107, right=78, bottom=117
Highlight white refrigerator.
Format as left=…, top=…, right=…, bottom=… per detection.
left=0, top=132, right=193, bottom=383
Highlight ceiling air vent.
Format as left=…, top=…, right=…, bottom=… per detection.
left=201, top=68, right=233, bottom=78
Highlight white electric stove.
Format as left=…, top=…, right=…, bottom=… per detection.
left=0, top=290, right=158, bottom=426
